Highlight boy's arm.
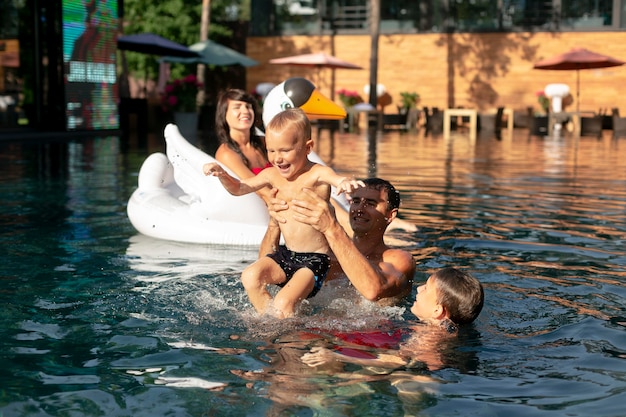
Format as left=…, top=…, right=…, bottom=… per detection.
left=203, top=162, right=269, bottom=196
left=315, top=165, right=365, bottom=195
left=301, top=346, right=407, bottom=369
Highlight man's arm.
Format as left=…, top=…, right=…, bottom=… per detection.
left=322, top=214, right=414, bottom=301
left=291, top=189, right=415, bottom=301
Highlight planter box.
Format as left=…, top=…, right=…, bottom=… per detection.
left=530, top=116, right=548, bottom=136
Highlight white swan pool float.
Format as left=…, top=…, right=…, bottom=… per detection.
left=127, top=78, right=350, bottom=245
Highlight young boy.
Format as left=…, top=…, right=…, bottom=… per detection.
left=301, top=267, right=485, bottom=370
left=203, top=108, right=364, bottom=318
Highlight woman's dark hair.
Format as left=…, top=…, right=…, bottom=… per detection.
left=214, top=89, right=265, bottom=168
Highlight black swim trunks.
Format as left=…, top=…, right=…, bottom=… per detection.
left=267, top=245, right=330, bottom=298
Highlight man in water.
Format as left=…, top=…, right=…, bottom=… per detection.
left=264, top=177, right=415, bottom=305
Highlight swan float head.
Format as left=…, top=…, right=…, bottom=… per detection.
left=262, top=77, right=346, bottom=127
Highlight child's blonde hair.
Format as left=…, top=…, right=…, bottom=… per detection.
left=266, top=108, right=311, bottom=144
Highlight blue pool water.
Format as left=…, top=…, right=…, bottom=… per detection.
left=1, top=129, right=625, bottom=416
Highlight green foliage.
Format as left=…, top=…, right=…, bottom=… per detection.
left=399, top=91, right=419, bottom=109
left=121, top=0, right=244, bottom=80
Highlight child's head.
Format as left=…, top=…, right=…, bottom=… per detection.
left=265, top=108, right=314, bottom=177
left=411, top=267, right=484, bottom=327
left=266, top=107, right=311, bottom=143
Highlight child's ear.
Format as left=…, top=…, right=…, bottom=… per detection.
left=305, top=139, right=314, bottom=154
left=433, top=303, right=447, bottom=320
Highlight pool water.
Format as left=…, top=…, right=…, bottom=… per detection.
left=1, top=128, right=625, bottom=416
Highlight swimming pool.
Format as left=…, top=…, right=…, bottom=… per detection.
left=1, top=128, right=625, bottom=416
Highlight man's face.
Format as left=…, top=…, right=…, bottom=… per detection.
left=348, top=186, right=392, bottom=234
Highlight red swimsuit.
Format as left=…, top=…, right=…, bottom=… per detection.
left=251, top=162, right=272, bottom=175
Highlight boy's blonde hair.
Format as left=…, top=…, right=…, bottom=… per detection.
left=266, top=108, right=311, bottom=144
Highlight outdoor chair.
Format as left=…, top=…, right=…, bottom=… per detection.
left=381, top=112, right=408, bottom=131
left=612, top=108, right=626, bottom=139
left=478, top=107, right=505, bottom=139
left=580, top=114, right=603, bottom=137
left=316, top=119, right=341, bottom=137
left=424, top=107, right=443, bottom=135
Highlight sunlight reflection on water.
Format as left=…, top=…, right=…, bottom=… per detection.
left=1, top=128, right=626, bottom=416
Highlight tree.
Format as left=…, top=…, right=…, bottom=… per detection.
left=121, top=0, right=242, bottom=81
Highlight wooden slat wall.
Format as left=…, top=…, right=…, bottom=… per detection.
left=246, top=32, right=626, bottom=115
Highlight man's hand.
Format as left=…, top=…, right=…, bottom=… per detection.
left=291, top=188, right=337, bottom=234
left=267, top=187, right=288, bottom=224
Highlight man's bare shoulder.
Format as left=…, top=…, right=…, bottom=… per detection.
left=383, top=247, right=416, bottom=276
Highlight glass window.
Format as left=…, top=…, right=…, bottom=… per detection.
left=561, top=0, right=613, bottom=28
left=276, top=0, right=321, bottom=33
left=249, top=0, right=620, bottom=35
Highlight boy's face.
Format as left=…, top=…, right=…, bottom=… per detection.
left=265, top=125, right=313, bottom=179
left=411, top=275, right=443, bottom=322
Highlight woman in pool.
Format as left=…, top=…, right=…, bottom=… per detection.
left=213, top=89, right=272, bottom=183
left=213, top=88, right=357, bottom=237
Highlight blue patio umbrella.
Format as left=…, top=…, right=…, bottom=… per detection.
left=117, top=33, right=199, bottom=58
left=160, top=40, right=258, bottom=67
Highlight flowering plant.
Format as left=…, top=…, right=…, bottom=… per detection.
left=536, top=90, right=550, bottom=114
left=337, top=89, right=361, bottom=108
left=162, top=74, right=203, bottom=113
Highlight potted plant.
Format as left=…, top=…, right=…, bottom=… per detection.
left=535, top=90, right=550, bottom=114
left=162, top=74, right=203, bottom=143
left=531, top=90, right=550, bottom=136
left=398, top=91, right=419, bottom=114
left=336, top=89, right=361, bottom=108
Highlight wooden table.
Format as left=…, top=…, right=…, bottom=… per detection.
left=443, top=108, right=478, bottom=141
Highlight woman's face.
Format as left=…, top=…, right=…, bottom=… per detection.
left=225, top=99, right=255, bottom=132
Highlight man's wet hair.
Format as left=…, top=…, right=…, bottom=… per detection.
left=362, top=178, right=401, bottom=211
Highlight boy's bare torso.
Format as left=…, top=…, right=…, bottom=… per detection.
left=262, top=163, right=331, bottom=254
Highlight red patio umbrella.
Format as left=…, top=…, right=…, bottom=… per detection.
left=270, top=52, right=362, bottom=99
left=269, top=52, right=363, bottom=69
left=533, top=47, right=624, bottom=112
